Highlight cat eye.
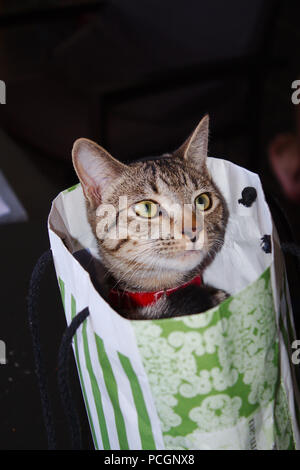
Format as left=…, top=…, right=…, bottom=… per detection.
left=195, top=193, right=212, bottom=211
left=134, top=200, right=158, bottom=218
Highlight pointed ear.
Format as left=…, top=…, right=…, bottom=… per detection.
left=175, top=115, right=209, bottom=169
left=72, top=138, right=127, bottom=209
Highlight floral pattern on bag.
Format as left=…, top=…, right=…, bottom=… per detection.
left=133, top=268, right=293, bottom=449
left=274, top=383, right=294, bottom=450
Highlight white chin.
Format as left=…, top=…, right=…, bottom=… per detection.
left=157, top=251, right=205, bottom=272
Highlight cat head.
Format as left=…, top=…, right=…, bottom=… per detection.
left=72, top=115, right=228, bottom=291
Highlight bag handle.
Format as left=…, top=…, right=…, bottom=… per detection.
left=58, top=307, right=89, bottom=450
left=28, top=250, right=57, bottom=450
left=28, top=249, right=89, bottom=450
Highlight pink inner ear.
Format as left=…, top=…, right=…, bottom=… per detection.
left=180, top=116, right=209, bottom=165
left=73, top=138, right=127, bottom=208
left=75, top=158, right=103, bottom=207
left=87, top=185, right=102, bottom=207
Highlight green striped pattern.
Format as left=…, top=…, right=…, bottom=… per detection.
left=95, top=335, right=129, bottom=449
left=58, top=277, right=156, bottom=450
left=82, top=322, right=110, bottom=449
left=118, top=352, right=156, bottom=449
left=70, top=294, right=98, bottom=449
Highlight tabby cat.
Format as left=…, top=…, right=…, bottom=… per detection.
left=72, top=115, right=229, bottom=319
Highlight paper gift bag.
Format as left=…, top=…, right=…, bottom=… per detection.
left=48, top=157, right=300, bottom=450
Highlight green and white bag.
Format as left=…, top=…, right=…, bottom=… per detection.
left=48, top=158, right=300, bottom=450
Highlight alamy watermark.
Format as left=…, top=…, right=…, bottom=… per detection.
left=291, top=340, right=300, bottom=365
left=0, top=80, right=6, bottom=104
left=0, top=340, right=6, bottom=365
left=291, top=80, right=300, bottom=104
left=95, top=197, right=207, bottom=248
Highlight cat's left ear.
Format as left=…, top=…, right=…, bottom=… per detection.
left=175, top=114, right=209, bottom=169
left=72, top=138, right=127, bottom=209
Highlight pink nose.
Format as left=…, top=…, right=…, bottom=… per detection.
left=181, top=209, right=197, bottom=242
left=182, top=229, right=197, bottom=243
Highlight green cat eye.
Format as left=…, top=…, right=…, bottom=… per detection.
left=195, top=193, right=212, bottom=211
left=134, top=200, right=158, bottom=218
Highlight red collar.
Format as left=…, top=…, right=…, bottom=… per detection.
left=109, top=275, right=202, bottom=311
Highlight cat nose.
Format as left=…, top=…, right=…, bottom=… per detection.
left=182, top=229, right=197, bottom=243
left=181, top=208, right=199, bottom=242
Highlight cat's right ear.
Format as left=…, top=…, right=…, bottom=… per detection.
left=174, top=115, right=209, bottom=170
left=72, top=138, right=127, bottom=209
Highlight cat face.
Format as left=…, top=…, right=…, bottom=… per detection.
left=72, top=115, right=228, bottom=291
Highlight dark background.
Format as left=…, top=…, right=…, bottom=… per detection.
left=1, top=0, right=300, bottom=450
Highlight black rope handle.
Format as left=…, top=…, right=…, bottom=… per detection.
left=28, top=249, right=90, bottom=450
left=57, top=307, right=89, bottom=450
left=28, top=249, right=56, bottom=450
